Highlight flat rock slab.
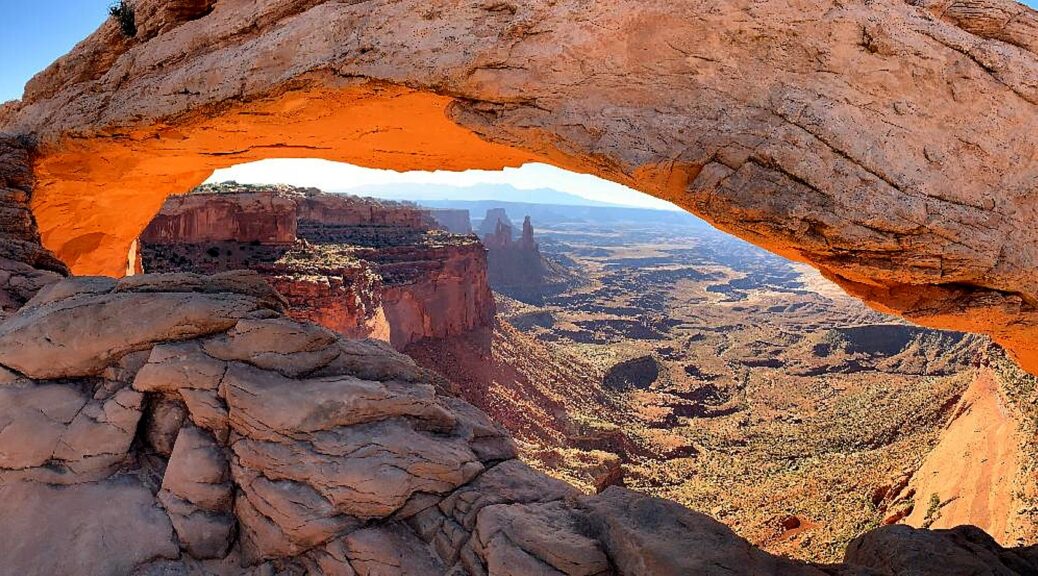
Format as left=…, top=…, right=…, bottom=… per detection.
left=0, top=275, right=276, bottom=379
left=0, top=477, right=178, bottom=576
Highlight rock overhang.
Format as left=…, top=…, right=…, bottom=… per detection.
left=0, top=0, right=1035, bottom=373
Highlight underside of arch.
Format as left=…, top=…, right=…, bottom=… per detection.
left=1, top=0, right=1035, bottom=372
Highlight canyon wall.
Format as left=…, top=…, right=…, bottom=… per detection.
left=2, top=0, right=1035, bottom=372
left=140, top=184, right=494, bottom=349
left=376, top=242, right=496, bottom=349
left=263, top=261, right=390, bottom=342
left=1, top=269, right=1035, bottom=575
left=426, top=208, right=473, bottom=234
left=2, top=105, right=1038, bottom=576
left=297, top=194, right=434, bottom=230
left=141, top=192, right=298, bottom=245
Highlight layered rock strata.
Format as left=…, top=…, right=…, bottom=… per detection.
left=0, top=0, right=1035, bottom=572
left=2, top=0, right=1036, bottom=372
left=140, top=184, right=495, bottom=349
left=0, top=136, right=66, bottom=317
left=0, top=270, right=1035, bottom=575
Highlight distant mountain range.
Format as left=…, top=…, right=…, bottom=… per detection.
left=413, top=199, right=711, bottom=229
left=331, top=183, right=641, bottom=209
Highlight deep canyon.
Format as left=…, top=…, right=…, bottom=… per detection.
left=1, top=0, right=1037, bottom=574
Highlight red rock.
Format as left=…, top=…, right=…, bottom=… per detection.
left=0, top=249, right=1033, bottom=574
left=139, top=183, right=494, bottom=350
left=3, top=0, right=1036, bottom=371
left=141, top=192, right=298, bottom=245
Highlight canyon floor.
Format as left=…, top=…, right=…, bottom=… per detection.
left=130, top=184, right=1038, bottom=567
left=411, top=203, right=1038, bottom=563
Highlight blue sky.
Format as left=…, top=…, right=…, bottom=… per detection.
left=0, top=1, right=108, bottom=103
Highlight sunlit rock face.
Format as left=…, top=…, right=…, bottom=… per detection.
left=2, top=105, right=1038, bottom=576
left=141, top=192, right=299, bottom=246
left=1, top=0, right=1035, bottom=371
left=1, top=268, right=1037, bottom=575
left=139, top=184, right=495, bottom=349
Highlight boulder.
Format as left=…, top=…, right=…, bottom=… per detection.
left=1, top=0, right=1036, bottom=371
left=343, top=524, right=448, bottom=576
left=0, top=274, right=279, bottom=379
left=0, top=266, right=1034, bottom=575
left=845, top=524, right=1038, bottom=575
left=474, top=501, right=613, bottom=576
left=232, top=420, right=484, bottom=520
left=579, top=487, right=831, bottom=576
left=0, top=477, right=179, bottom=576
left=222, top=362, right=456, bottom=440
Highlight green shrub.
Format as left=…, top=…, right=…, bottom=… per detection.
left=108, top=1, right=137, bottom=38
left=922, top=493, right=942, bottom=528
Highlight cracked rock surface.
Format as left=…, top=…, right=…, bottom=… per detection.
left=0, top=136, right=65, bottom=319
left=0, top=5, right=1037, bottom=574
left=0, top=269, right=1036, bottom=575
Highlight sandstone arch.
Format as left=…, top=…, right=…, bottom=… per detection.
left=1, top=0, right=1036, bottom=372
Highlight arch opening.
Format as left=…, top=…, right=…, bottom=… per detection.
left=26, top=82, right=1038, bottom=374
left=129, top=155, right=1035, bottom=559
left=2, top=0, right=1038, bottom=571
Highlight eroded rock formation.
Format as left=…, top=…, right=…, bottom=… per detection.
left=1, top=269, right=1037, bottom=575
left=483, top=212, right=574, bottom=303
left=427, top=208, right=474, bottom=234
left=0, top=0, right=1035, bottom=371
left=479, top=209, right=515, bottom=241
left=0, top=136, right=66, bottom=317
left=140, top=183, right=495, bottom=349
left=1, top=0, right=1037, bottom=572
left=1, top=124, right=1037, bottom=575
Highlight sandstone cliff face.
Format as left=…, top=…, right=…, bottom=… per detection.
left=902, top=368, right=1024, bottom=540
left=140, top=184, right=494, bottom=350
left=426, top=208, right=474, bottom=234
left=0, top=0, right=1035, bottom=371
left=297, top=193, right=434, bottom=230
left=378, top=242, right=496, bottom=349
left=0, top=270, right=1036, bottom=575
left=0, top=137, right=66, bottom=317
left=1, top=131, right=1037, bottom=575
left=484, top=213, right=575, bottom=304
left=142, top=192, right=298, bottom=245
left=264, top=260, right=390, bottom=342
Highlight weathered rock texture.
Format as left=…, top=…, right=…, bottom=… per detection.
left=0, top=0, right=1036, bottom=371
left=1, top=268, right=1036, bottom=575
left=0, top=133, right=1034, bottom=574
left=143, top=192, right=298, bottom=245
left=0, top=137, right=66, bottom=318
left=141, top=183, right=495, bottom=349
